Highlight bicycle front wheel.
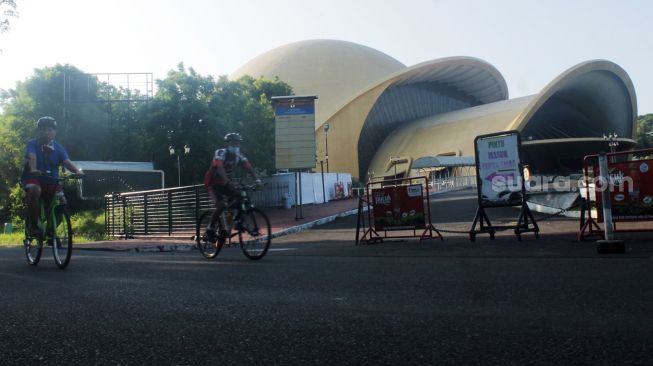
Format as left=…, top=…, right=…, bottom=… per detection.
left=24, top=221, right=43, bottom=266
left=238, top=208, right=271, bottom=260
left=51, top=206, right=73, bottom=269
left=196, top=211, right=223, bottom=259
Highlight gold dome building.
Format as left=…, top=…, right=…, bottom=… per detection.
left=231, top=40, right=637, bottom=181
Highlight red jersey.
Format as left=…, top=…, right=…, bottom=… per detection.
left=203, top=148, right=252, bottom=187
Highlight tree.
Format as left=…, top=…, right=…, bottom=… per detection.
left=0, top=64, right=110, bottom=219
left=635, top=114, right=653, bottom=149
left=0, top=0, right=17, bottom=34
left=0, top=61, right=293, bottom=220
left=138, top=65, right=293, bottom=186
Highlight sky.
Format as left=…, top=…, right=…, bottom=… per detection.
left=0, top=0, right=651, bottom=115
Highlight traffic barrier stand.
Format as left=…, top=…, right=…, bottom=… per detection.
left=356, top=176, right=442, bottom=245
left=579, top=148, right=653, bottom=242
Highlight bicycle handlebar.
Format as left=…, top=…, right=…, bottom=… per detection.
left=232, top=182, right=266, bottom=191
left=33, top=170, right=85, bottom=181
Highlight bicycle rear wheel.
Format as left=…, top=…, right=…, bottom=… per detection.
left=24, top=221, right=43, bottom=266
left=238, top=208, right=271, bottom=260
left=196, top=211, right=223, bottom=259
left=51, top=206, right=73, bottom=269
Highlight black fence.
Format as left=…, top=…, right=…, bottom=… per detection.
left=105, top=182, right=289, bottom=239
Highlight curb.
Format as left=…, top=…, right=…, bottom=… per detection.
left=76, top=207, right=366, bottom=252
left=268, top=206, right=366, bottom=241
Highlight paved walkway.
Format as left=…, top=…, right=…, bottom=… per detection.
left=78, top=198, right=361, bottom=251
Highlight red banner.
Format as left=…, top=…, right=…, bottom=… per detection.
left=596, top=158, right=653, bottom=221
left=372, top=184, right=425, bottom=230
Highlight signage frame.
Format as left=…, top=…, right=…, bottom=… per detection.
left=271, top=95, right=318, bottom=170
left=470, top=130, right=539, bottom=241
left=579, top=147, right=653, bottom=241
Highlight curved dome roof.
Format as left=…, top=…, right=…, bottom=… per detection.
left=230, top=39, right=406, bottom=125
left=510, top=59, right=637, bottom=139
left=366, top=60, right=638, bottom=178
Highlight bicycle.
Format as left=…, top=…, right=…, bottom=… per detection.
left=196, top=184, right=272, bottom=260
left=23, top=172, right=82, bottom=269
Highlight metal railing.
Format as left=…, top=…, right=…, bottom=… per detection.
left=429, top=175, right=477, bottom=192
left=105, top=181, right=289, bottom=239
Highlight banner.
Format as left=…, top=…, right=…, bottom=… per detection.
left=596, top=158, right=653, bottom=221
left=372, top=184, right=425, bottom=230
left=475, top=132, right=522, bottom=206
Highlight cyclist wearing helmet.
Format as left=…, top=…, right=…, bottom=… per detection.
left=21, top=116, right=84, bottom=237
left=203, top=132, right=262, bottom=238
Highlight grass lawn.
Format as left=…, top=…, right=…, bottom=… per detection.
left=0, top=232, right=103, bottom=247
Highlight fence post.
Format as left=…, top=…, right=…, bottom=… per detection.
left=167, top=190, right=173, bottom=236
left=104, top=195, right=109, bottom=238
left=195, top=185, right=200, bottom=225
left=143, top=194, right=148, bottom=236
left=111, top=194, right=116, bottom=238
left=122, top=196, right=127, bottom=239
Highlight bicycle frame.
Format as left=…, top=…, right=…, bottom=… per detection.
left=36, top=197, right=62, bottom=238
left=24, top=172, right=80, bottom=269
left=196, top=183, right=271, bottom=260
left=221, top=187, right=254, bottom=244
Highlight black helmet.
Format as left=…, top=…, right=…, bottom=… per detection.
left=36, top=116, right=57, bottom=129
left=224, top=132, right=243, bottom=143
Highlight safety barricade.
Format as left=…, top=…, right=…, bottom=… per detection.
left=356, top=176, right=442, bottom=244
left=579, top=148, right=653, bottom=241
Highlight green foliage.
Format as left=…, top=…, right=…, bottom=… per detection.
left=635, top=114, right=653, bottom=149
left=7, top=183, right=24, bottom=224
left=69, top=210, right=106, bottom=240
left=0, top=62, right=293, bottom=221
left=0, top=209, right=106, bottom=245
left=0, top=0, right=17, bottom=34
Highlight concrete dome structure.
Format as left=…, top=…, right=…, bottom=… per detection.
left=368, top=60, right=637, bottom=177
left=231, top=40, right=637, bottom=181
left=230, top=39, right=406, bottom=127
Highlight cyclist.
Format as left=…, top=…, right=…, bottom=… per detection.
left=203, top=132, right=262, bottom=241
left=21, top=116, right=84, bottom=237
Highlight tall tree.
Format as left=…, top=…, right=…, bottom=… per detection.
left=635, top=114, right=653, bottom=149
left=0, top=62, right=293, bottom=219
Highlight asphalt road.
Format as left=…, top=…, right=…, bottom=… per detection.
left=1, top=190, right=652, bottom=365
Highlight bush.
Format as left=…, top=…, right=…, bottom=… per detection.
left=69, top=210, right=106, bottom=240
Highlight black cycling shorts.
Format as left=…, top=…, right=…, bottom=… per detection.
left=208, top=184, right=236, bottom=203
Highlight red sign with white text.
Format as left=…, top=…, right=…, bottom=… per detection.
left=595, top=159, right=653, bottom=221
left=372, top=184, right=425, bottom=231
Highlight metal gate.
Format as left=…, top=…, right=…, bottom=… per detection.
left=105, top=182, right=289, bottom=239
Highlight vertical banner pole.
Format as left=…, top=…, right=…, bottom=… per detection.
left=596, top=152, right=625, bottom=253
left=299, top=171, right=304, bottom=219
left=321, top=160, right=326, bottom=203
left=294, top=171, right=300, bottom=220
left=598, top=153, right=615, bottom=240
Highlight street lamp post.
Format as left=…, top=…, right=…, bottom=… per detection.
left=324, top=123, right=330, bottom=173
left=169, top=144, right=190, bottom=186
left=603, top=133, right=619, bottom=164
left=603, top=133, right=619, bottom=153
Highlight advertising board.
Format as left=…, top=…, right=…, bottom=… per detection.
left=372, top=184, right=425, bottom=231
left=272, top=96, right=317, bottom=169
left=475, top=132, right=523, bottom=207
left=595, top=159, right=653, bottom=221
